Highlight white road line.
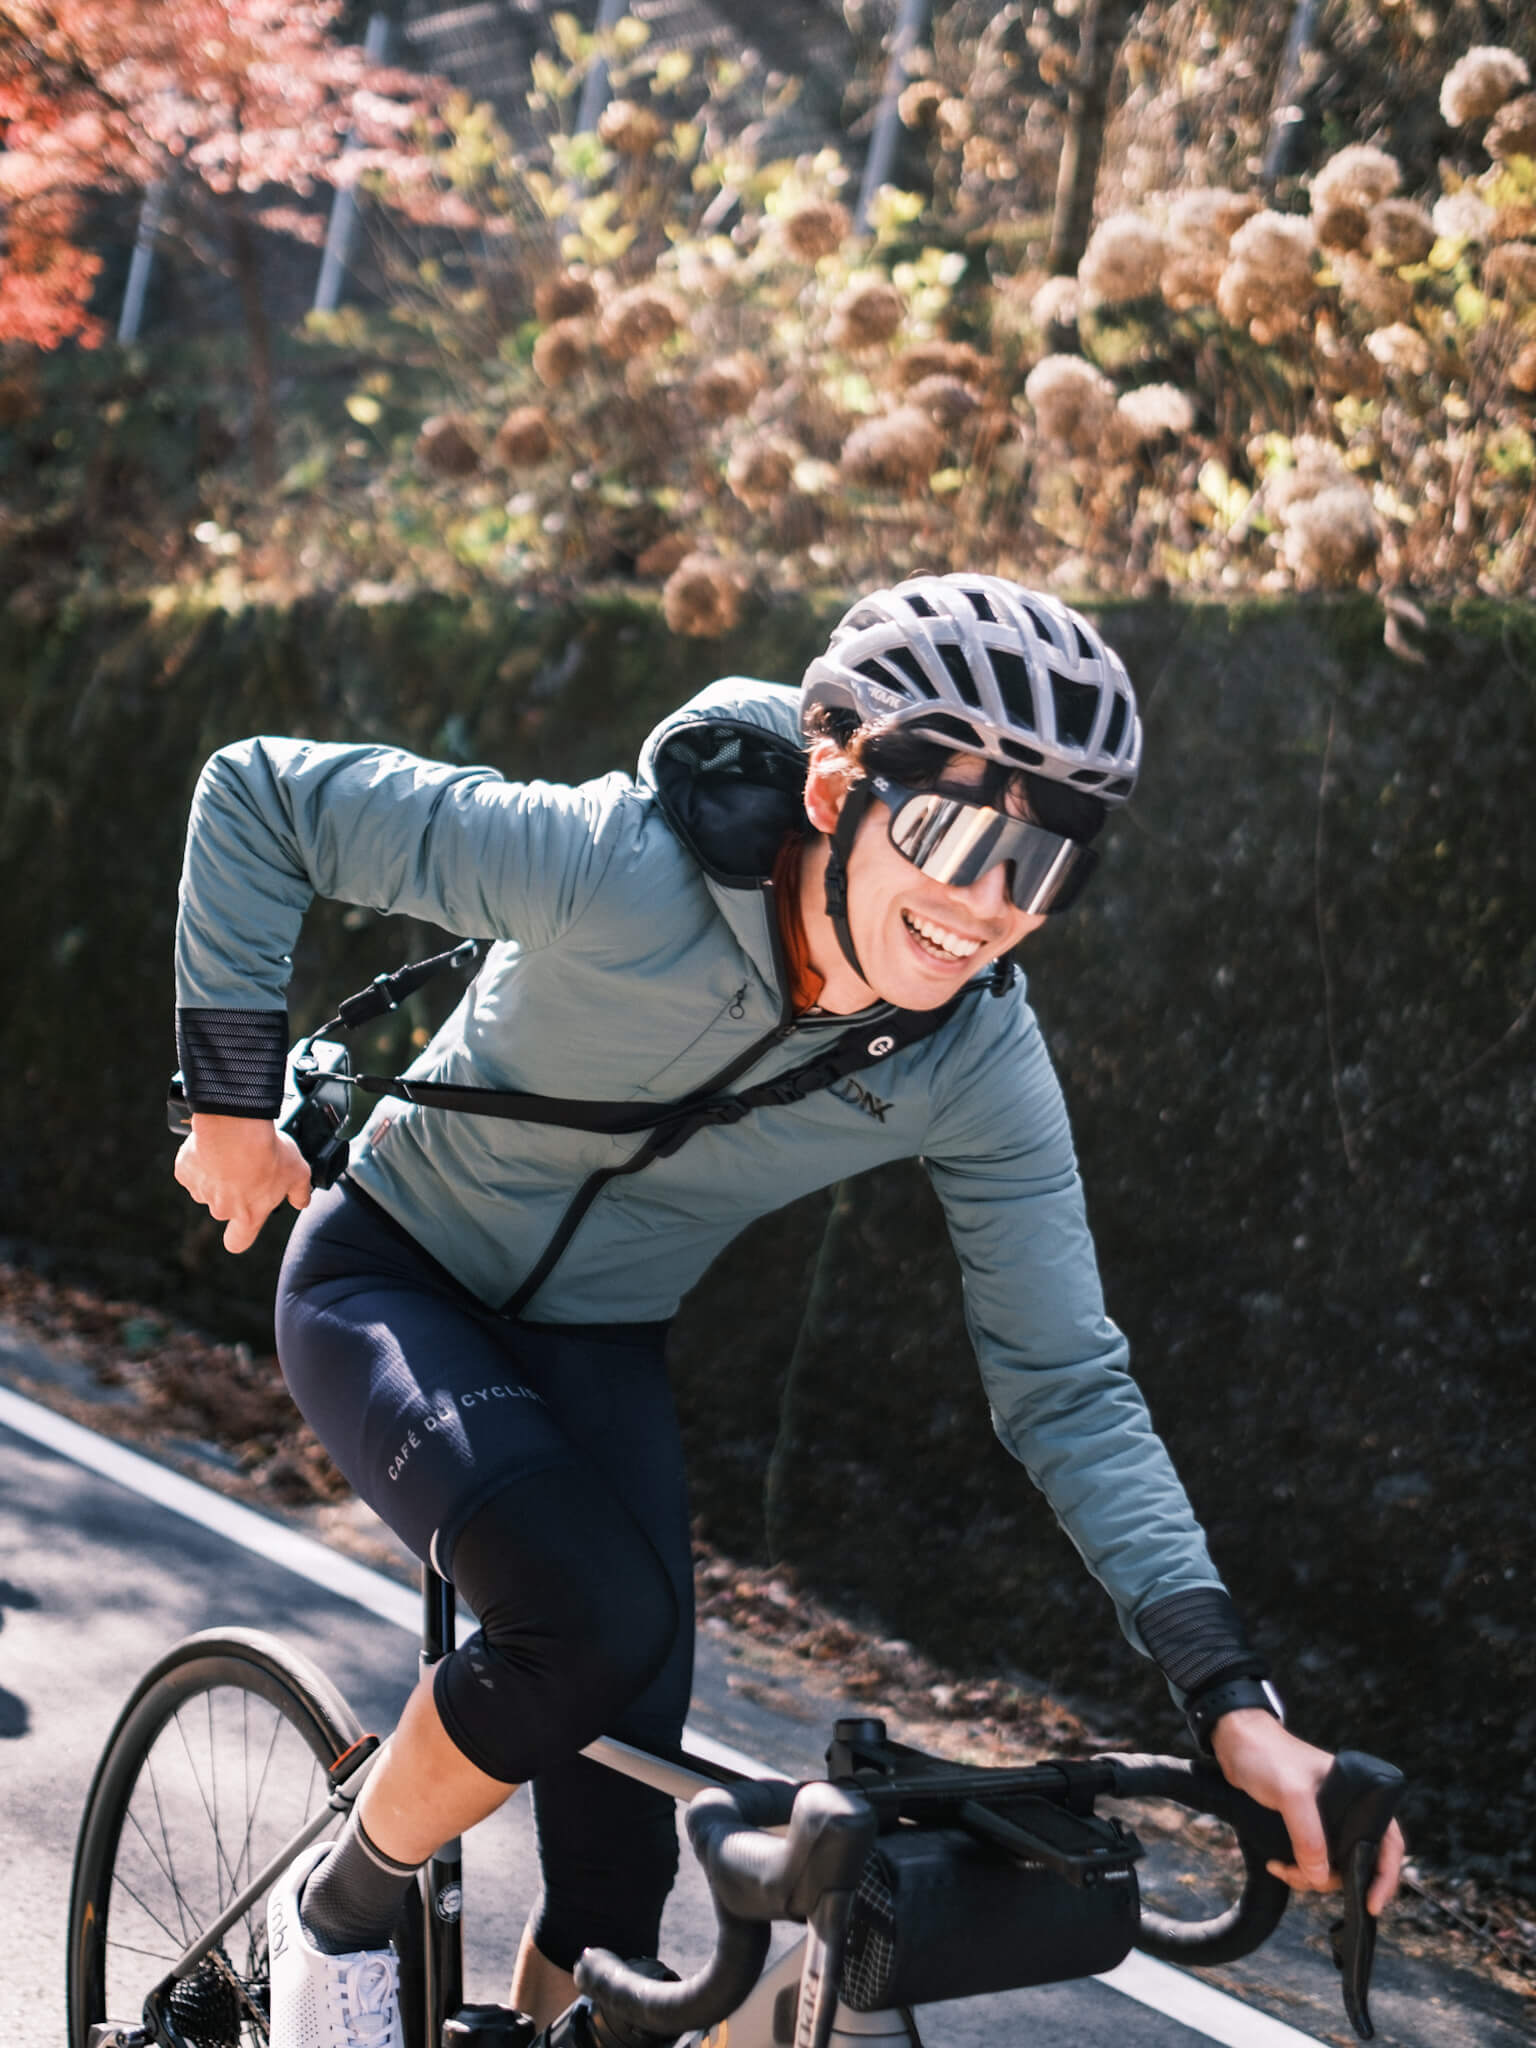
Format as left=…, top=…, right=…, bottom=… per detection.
left=1, top=1383, right=1322, bottom=2045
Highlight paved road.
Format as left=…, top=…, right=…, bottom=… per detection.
left=0, top=1376, right=1524, bottom=2048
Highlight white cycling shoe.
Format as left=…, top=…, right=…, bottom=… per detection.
left=267, top=1841, right=405, bottom=2048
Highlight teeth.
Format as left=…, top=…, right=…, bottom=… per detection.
left=904, top=911, right=981, bottom=959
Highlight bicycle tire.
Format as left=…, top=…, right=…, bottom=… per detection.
left=67, top=1628, right=364, bottom=2048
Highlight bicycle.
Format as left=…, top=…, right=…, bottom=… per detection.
left=68, top=1552, right=1405, bottom=2048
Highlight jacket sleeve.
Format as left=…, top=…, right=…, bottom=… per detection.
left=922, top=984, right=1224, bottom=1654
left=174, top=737, right=631, bottom=1111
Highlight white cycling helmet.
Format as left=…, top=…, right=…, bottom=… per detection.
left=800, top=573, right=1141, bottom=802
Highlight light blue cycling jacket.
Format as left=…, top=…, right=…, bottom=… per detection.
left=176, top=675, right=1225, bottom=1649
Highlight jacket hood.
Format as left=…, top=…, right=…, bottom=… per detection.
left=638, top=677, right=809, bottom=888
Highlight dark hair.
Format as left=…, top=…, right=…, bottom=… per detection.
left=806, top=706, right=1108, bottom=844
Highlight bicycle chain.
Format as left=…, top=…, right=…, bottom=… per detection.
left=206, top=1945, right=269, bottom=2046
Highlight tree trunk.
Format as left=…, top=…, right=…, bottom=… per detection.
left=1261, top=0, right=1321, bottom=189
left=1047, top=0, right=1135, bottom=277
left=226, top=202, right=276, bottom=491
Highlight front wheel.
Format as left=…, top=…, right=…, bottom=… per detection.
left=67, top=1629, right=364, bottom=2048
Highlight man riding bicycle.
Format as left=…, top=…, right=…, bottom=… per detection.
left=171, top=576, right=1403, bottom=2048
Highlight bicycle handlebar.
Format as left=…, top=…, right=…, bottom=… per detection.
left=575, top=1748, right=1403, bottom=2045
left=573, top=1781, right=877, bottom=2035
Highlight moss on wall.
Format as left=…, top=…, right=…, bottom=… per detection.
left=2, top=589, right=1531, bottom=1883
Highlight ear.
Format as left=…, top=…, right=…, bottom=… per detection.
left=803, top=738, right=857, bottom=834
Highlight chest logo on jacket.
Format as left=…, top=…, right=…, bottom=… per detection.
left=830, top=1076, right=894, bottom=1124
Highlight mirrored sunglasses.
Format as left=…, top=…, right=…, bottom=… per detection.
left=869, top=776, right=1099, bottom=914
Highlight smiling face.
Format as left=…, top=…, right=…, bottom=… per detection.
left=800, top=743, right=1047, bottom=1015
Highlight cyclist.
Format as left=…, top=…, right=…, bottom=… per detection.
left=172, top=576, right=1403, bottom=2048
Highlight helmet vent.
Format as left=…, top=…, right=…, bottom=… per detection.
left=990, top=649, right=1037, bottom=729
left=885, top=645, right=942, bottom=697
left=938, top=643, right=983, bottom=707
left=1071, top=619, right=1100, bottom=665
left=998, top=736, right=1045, bottom=767
left=845, top=606, right=884, bottom=632
left=1051, top=674, right=1100, bottom=747
left=1069, top=768, right=1107, bottom=786
left=904, top=593, right=937, bottom=617
left=1103, top=693, right=1128, bottom=756
left=963, top=588, right=997, bottom=622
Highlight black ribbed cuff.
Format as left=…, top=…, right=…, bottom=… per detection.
left=176, top=1007, right=288, bottom=1118
left=1136, top=1586, right=1270, bottom=1701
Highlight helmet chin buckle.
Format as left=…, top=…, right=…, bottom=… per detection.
left=824, top=777, right=876, bottom=985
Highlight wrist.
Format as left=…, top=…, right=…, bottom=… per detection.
left=1185, top=1676, right=1285, bottom=1757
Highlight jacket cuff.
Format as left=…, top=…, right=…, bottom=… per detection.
left=1136, top=1586, right=1270, bottom=1702
left=176, top=1007, right=288, bottom=1118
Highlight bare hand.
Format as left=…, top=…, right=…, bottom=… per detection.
left=174, top=1114, right=312, bottom=1254
left=1210, top=1709, right=1405, bottom=1916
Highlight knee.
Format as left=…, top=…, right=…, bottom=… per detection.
left=434, top=1469, right=681, bottom=1782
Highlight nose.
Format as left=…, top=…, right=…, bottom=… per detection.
left=951, top=859, right=1012, bottom=915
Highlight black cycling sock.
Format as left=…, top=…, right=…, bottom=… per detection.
left=299, top=1810, right=420, bottom=1956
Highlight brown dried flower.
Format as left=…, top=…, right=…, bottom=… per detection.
left=898, top=79, right=946, bottom=132
left=597, top=287, right=681, bottom=362
left=1030, top=275, right=1081, bottom=327
left=597, top=98, right=667, bottom=157
left=1364, top=323, right=1432, bottom=379
left=779, top=200, right=850, bottom=263
left=1024, top=355, right=1117, bottom=454
left=725, top=434, right=801, bottom=509
left=1217, top=212, right=1316, bottom=342
left=1313, top=203, right=1371, bottom=254
left=1114, top=383, right=1195, bottom=442
left=1486, top=92, right=1536, bottom=160
left=692, top=353, right=766, bottom=422
left=663, top=553, right=745, bottom=637
left=415, top=414, right=481, bottom=478
left=1432, top=191, right=1495, bottom=243
left=1312, top=145, right=1401, bottom=216
left=533, top=318, right=592, bottom=388
left=1507, top=341, right=1536, bottom=394
left=1440, top=46, right=1530, bottom=127
left=1482, top=241, right=1536, bottom=301
left=935, top=98, right=973, bottom=150
left=1279, top=482, right=1378, bottom=588
left=634, top=532, right=694, bottom=580
left=829, top=279, right=906, bottom=350
left=1333, top=252, right=1415, bottom=328
left=1160, top=188, right=1262, bottom=307
left=1367, top=199, right=1436, bottom=267
left=893, top=341, right=993, bottom=388
left=906, top=374, right=983, bottom=430
left=492, top=406, right=554, bottom=468
left=1078, top=213, right=1167, bottom=305
left=839, top=407, right=944, bottom=493
left=534, top=271, right=598, bottom=324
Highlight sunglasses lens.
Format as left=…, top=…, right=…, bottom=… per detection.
left=887, top=792, right=1097, bottom=913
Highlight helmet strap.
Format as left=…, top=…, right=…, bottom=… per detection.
left=822, top=775, right=876, bottom=985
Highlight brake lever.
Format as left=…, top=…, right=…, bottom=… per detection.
left=1317, top=1751, right=1404, bottom=2040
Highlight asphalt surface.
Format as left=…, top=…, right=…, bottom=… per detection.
left=0, top=1354, right=1527, bottom=2048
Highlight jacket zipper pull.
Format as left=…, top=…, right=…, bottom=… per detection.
left=728, top=986, right=747, bottom=1019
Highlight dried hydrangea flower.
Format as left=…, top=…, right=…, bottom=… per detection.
left=1312, top=145, right=1401, bottom=215
left=1332, top=250, right=1415, bottom=328
left=1160, top=188, right=1262, bottom=307
left=1507, top=340, right=1536, bottom=394
left=415, top=414, right=481, bottom=477
left=1482, top=241, right=1536, bottom=300
left=1432, top=190, right=1496, bottom=243
left=725, top=434, right=801, bottom=509
left=1279, top=482, right=1378, bottom=587
left=1486, top=93, right=1536, bottom=160
left=663, top=553, right=745, bottom=636
left=1364, top=323, right=1432, bottom=378
left=533, top=317, right=592, bottom=388
left=1078, top=212, right=1167, bottom=305
left=829, top=279, right=906, bottom=350
left=692, top=353, right=766, bottom=422
left=779, top=200, right=851, bottom=263
left=1366, top=199, right=1436, bottom=266
left=1313, top=202, right=1371, bottom=253
left=492, top=406, right=554, bottom=467
left=1440, top=46, right=1530, bottom=127
left=936, top=98, right=973, bottom=149
left=597, top=99, right=667, bottom=157
left=534, top=271, right=599, bottom=324
left=839, top=406, right=945, bottom=491
left=898, top=79, right=946, bottom=131
left=892, top=340, right=993, bottom=387
left=905, top=373, right=983, bottom=429
left=1216, top=211, right=1316, bottom=342
left=1029, top=275, right=1081, bottom=328
left=597, top=287, right=680, bottom=361
left=635, top=533, right=693, bottom=579
left=1024, top=354, right=1117, bottom=453
left=1115, top=382, right=1195, bottom=441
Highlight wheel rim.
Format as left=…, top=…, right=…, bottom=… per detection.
left=92, top=1678, right=339, bottom=2045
